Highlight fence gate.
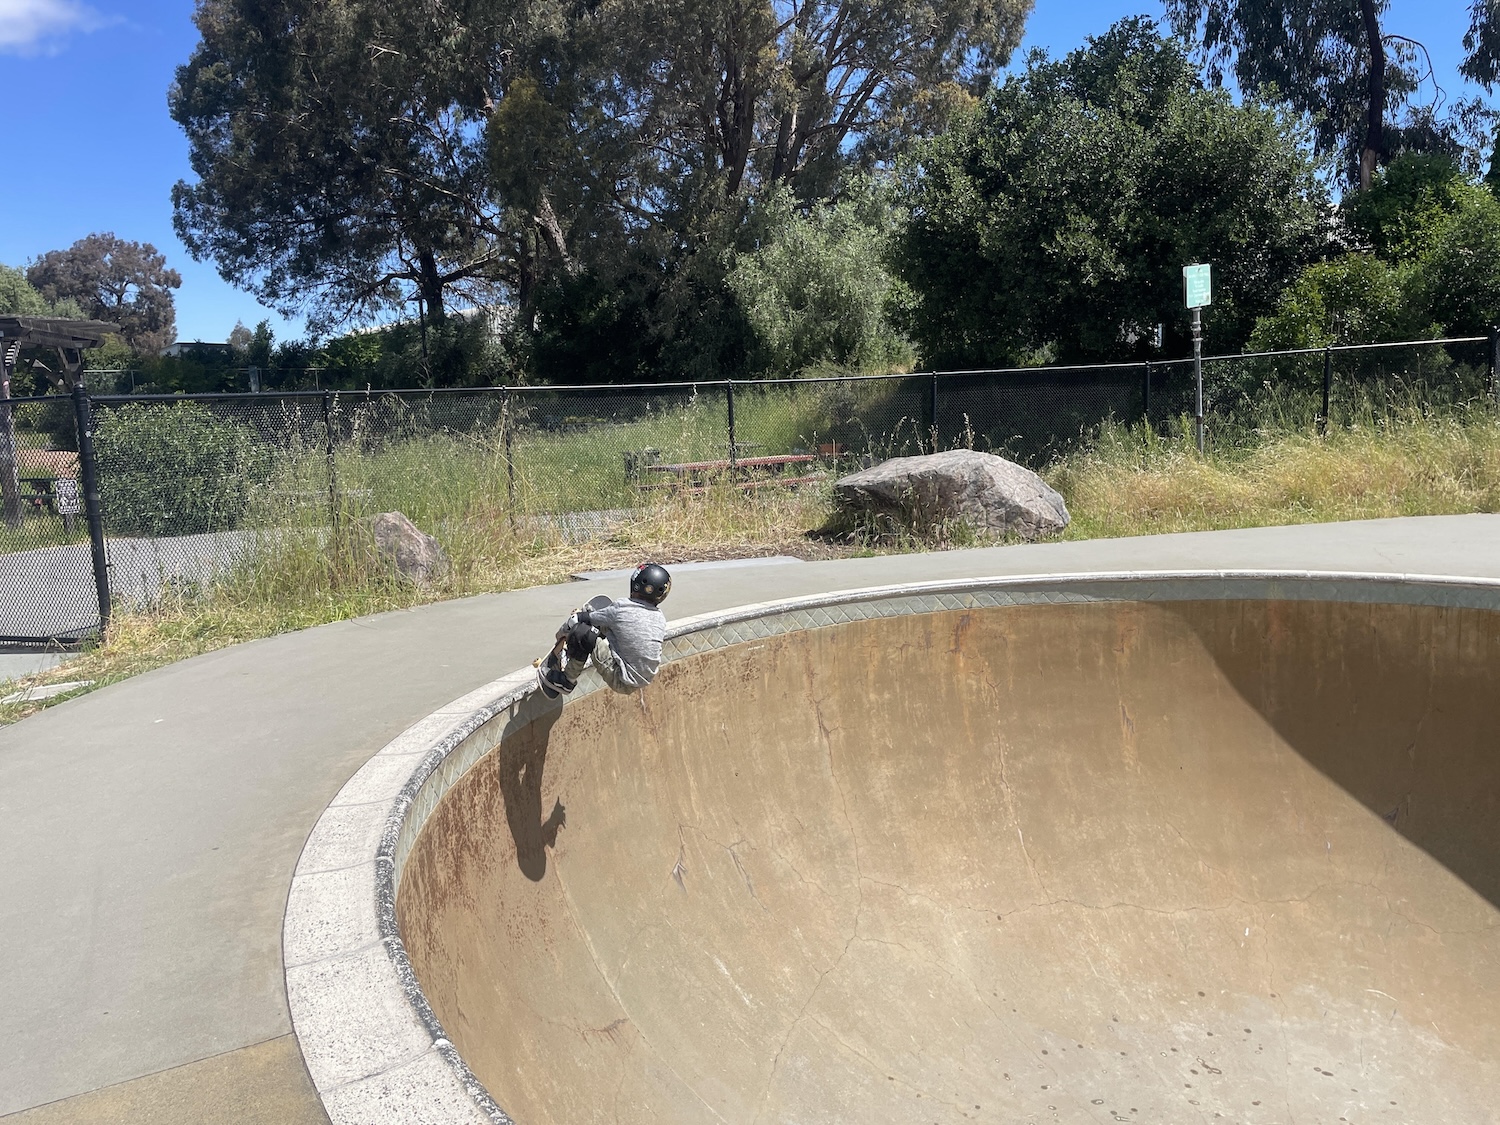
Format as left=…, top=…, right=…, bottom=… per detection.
left=0, top=385, right=110, bottom=648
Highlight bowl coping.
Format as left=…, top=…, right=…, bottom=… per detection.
left=282, top=569, right=1500, bottom=1123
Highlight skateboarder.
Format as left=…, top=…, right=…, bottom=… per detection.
left=536, top=562, right=672, bottom=699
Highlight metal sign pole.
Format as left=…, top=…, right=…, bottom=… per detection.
left=1192, top=307, right=1204, bottom=454
left=1182, top=263, right=1212, bottom=455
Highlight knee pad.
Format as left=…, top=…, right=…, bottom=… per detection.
left=565, top=623, right=599, bottom=661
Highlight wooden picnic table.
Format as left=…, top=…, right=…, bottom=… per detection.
left=646, top=453, right=815, bottom=475
left=639, top=452, right=819, bottom=493
left=20, top=477, right=57, bottom=513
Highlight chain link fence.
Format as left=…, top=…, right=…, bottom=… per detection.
left=0, top=392, right=100, bottom=645
left=1, top=335, right=1494, bottom=647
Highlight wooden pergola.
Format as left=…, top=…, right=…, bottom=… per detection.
left=0, top=316, right=114, bottom=528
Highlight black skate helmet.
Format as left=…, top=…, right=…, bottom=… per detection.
left=631, top=562, right=671, bottom=605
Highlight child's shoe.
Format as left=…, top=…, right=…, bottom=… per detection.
left=536, top=655, right=576, bottom=698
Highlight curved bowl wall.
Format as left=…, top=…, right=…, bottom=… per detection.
left=390, top=581, right=1500, bottom=1124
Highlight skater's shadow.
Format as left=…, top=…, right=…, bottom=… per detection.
left=497, top=692, right=567, bottom=882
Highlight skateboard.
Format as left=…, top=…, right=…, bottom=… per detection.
left=534, top=594, right=614, bottom=695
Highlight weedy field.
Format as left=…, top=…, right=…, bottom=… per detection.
left=4, top=393, right=1499, bottom=725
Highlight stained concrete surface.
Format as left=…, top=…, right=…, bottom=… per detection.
left=399, top=598, right=1500, bottom=1123
left=5, top=515, right=1500, bottom=1120
left=1, top=1036, right=328, bottom=1125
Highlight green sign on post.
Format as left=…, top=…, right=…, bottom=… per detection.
left=1183, top=263, right=1212, bottom=309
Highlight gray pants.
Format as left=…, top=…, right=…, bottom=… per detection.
left=564, top=637, right=639, bottom=694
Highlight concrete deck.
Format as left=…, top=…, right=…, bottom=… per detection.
left=4, top=515, right=1500, bottom=1122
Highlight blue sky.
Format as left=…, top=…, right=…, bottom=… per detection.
left=0, top=0, right=1486, bottom=344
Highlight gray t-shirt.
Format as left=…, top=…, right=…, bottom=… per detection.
left=589, top=597, right=667, bottom=688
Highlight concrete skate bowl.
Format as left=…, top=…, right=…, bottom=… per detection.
left=380, top=576, right=1500, bottom=1124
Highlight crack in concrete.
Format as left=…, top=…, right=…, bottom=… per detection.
left=677, top=813, right=850, bottom=905
left=551, top=861, right=731, bottom=1124
left=749, top=666, right=866, bottom=1125
left=981, top=674, right=1049, bottom=900
left=678, top=823, right=767, bottom=909
left=750, top=910, right=861, bottom=1125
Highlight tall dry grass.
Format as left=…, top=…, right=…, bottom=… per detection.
left=1050, top=405, right=1500, bottom=538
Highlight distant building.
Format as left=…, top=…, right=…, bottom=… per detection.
left=160, top=341, right=236, bottom=358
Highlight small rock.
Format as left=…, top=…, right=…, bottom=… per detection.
left=372, top=512, right=450, bottom=585
left=834, top=449, right=1069, bottom=540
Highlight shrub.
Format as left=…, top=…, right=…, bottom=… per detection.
left=93, top=402, right=270, bottom=536
left=1411, top=186, right=1500, bottom=337
left=1248, top=254, right=1420, bottom=351
left=728, top=183, right=914, bottom=378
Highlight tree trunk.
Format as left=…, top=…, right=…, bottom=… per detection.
left=417, top=249, right=446, bottom=323
left=769, top=106, right=798, bottom=184
left=1358, top=0, right=1386, bottom=190
left=533, top=194, right=578, bottom=278
left=719, top=65, right=755, bottom=194
left=515, top=229, right=539, bottom=335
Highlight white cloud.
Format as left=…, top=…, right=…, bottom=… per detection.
left=0, top=0, right=110, bottom=55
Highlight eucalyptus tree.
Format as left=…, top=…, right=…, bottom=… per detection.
left=497, top=0, right=1033, bottom=377
left=1465, top=2, right=1500, bottom=88
left=1163, top=0, right=1427, bottom=189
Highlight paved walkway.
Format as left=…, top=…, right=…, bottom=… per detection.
left=3, top=515, right=1499, bottom=1123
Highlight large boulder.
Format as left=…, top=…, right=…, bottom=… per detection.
left=372, top=511, right=450, bottom=585
left=834, top=449, right=1070, bottom=540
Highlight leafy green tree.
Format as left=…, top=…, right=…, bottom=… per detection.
left=26, top=234, right=181, bottom=353
left=727, top=183, right=913, bottom=376
left=1464, top=1, right=1500, bottom=90
left=501, top=0, right=1033, bottom=381
left=82, top=335, right=139, bottom=376
left=1340, top=152, right=1468, bottom=259
left=892, top=19, right=1327, bottom=369
left=171, top=0, right=521, bottom=332
left=1, top=265, right=58, bottom=316
left=528, top=215, right=758, bottom=385
left=1411, top=185, right=1500, bottom=337
left=1249, top=254, right=1418, bottom=349
left=1, top=264, right=87, bottom=320
left=1254, top=163, right=1500, bottom=347
left=1164, top=0, right=1426, bottom=188
left=227, top=321, right=253, bottom=354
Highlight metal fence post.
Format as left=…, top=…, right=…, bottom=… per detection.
left=72, top=384, right=110, bottom=631
left=1320, top=346, right=1333, bottom=434
left=928, top=373, right=940, bottom=453
left=322, top=390, right=339, bottom=534
left=1489, top=326, right=1499, bottom=400
left=501, top=386, right=516, bottom=526
left=726, top=381, right=738, bottom=478
left=1142, top=361, right=1152, bottom=421
left=0, top=342, right=20, bottom=529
